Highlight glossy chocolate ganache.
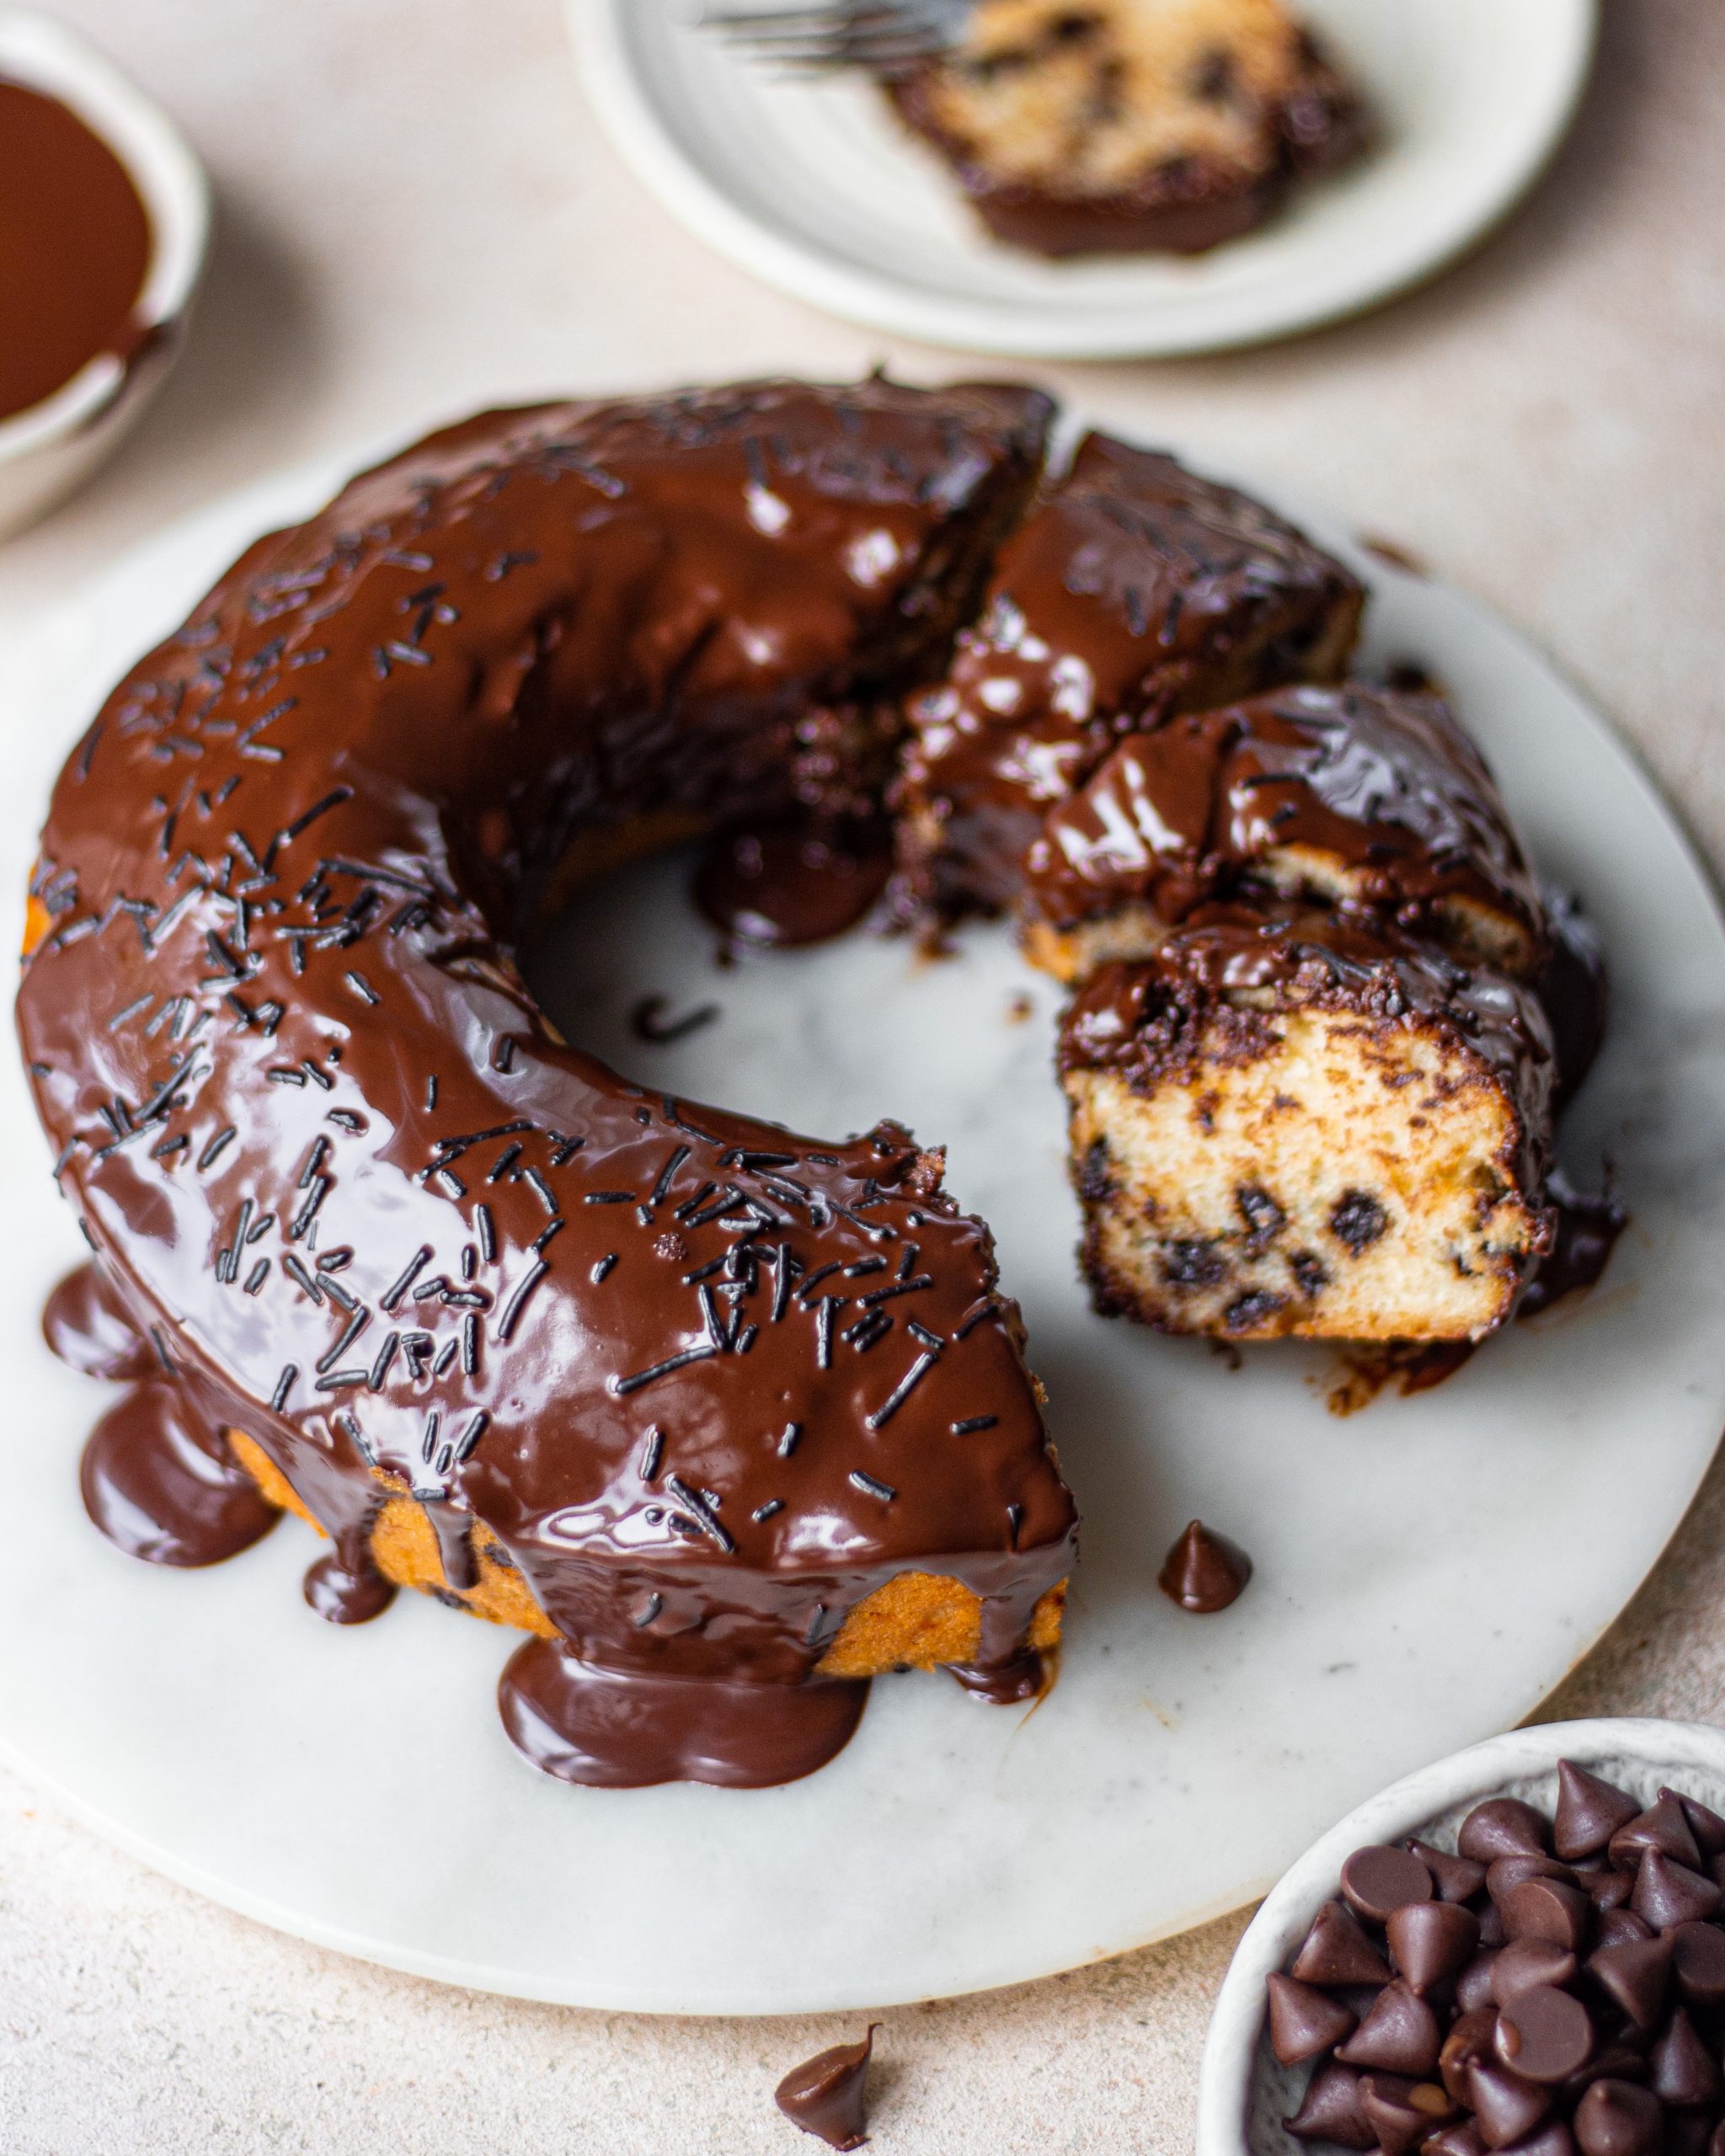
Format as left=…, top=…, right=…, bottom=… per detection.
left=20, top=379, right=1078, bottom=1790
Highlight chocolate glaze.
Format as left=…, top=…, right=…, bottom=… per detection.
left=695, top=817, right=895, bottom=948
left=499, top=1636, right=870, bottom=1789
left=43, top=1260, right=155, bottom=1380
left=1025, top=686, right=1543, bottom=961
left=1535, top=886, right=1610, bottom=1110
left=19, top=378, right=1078, bottom=1787
left=0, top=80, right=152, bottom=423
left=80, top=1380, right=279, bottom=1568
left=896, top=432, right=1365, bottom=910
left=1159, top=1518, right=1252, bottom=1612
left=775, top=2026, right=877, bottom=2149
left=1058, top=905, right=1557, bottom=1204
left=1519, top=1177, right=1627, bottom=1321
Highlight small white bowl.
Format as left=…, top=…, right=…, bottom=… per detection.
left=1196, top=1718, right=1725, bottom=2156
left=0, top=8, right=210, bottom=540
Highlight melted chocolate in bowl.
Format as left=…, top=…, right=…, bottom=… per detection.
left=0, top=79, right=152, bottom=424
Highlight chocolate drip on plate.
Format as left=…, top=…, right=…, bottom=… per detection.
left=80, top=1380, right=279, bottom=1568
left=43, top=1261, right=155, bottom=1382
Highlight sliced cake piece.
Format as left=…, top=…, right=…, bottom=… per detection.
left=1022, top=684, right=1547, bottom=984
left=895, top=431, right=1365, bottom=912
left=1058, top=909, right=1557, bottom=1341
left=888, top=0, right=1370, bottom=258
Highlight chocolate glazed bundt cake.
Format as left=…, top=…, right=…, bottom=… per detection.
left=19, top=376, right=1606, bottom=1788
left=20, top=379, right=1077, bottom=1790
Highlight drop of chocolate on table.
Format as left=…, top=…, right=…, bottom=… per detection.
left=0, top=80, right=152, bottom=424
left=1292, top=1900, right=1395, bottom=1988
left=302, top=1549, right=396, bottom=1625
left=1268, top=1972, right=1359, bottom=2065
left=79, top=1380, right=279, bottom=1568
left=1336, top=1981, right=1442, bottom=2079
left=1459, top=1798, right=1551, bottom=1864
left=1412, top=1839, right=1488, bottom=1905
left=1156, top=1518, right=1251, bottom=1612
left=1284, top=2059, right=1375, bottom=2147
left=1574, top=2078, right=1664, bottom=2156
left=1387, top=1899, right=1479, bottom=1993
left=1670, top=1919, right=1725, bottom=2007
left=1664, top=1788, right=1725, bottom=1861
left=1489, top=1938, right=1578, bottom=2006
left=1611, top=1795, right=1702, bottom=1871
left=498, top=1635, right=870, bottom=1789
left=1554, top=1761, right=1642, bottom=1860
left=1588, top=1935, right=1674, bottom=2030
left=1632, top=1849, right=1722, bottom=1931
left=42, top=1262, right=155, bottom=1382
left=1494, top=1984, right=1594, bottom=2084
left=1652, top=2006, right=1724, bottom=2109
left=694, top=818, right=893, bottom=949
left=628, top=994, right=719, bottom=1044
left=1327, top=1338, right=1477, bottom=1415
left=1466, top=2057, right=1553, bottom=2148
left=1360, top=2073, right=1455, bottom=2156
left=774, top=2025, right=877, bottom=2150
left=1518, top=1181, right=1621, bottom=1310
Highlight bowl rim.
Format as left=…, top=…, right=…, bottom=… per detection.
left=0, top=5, right=210, bottom=463
left=1194, top=1716, right=1725, bottom=2156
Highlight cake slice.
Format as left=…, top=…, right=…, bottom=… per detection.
left=1059, top=910, right=1557, bottom=1341
left=895, top=431, right=1365, bottom=912
left=888, top=0, right=1370, bottom=258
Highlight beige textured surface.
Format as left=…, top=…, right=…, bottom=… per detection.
left=0, top=2, right=1722, bottom=2146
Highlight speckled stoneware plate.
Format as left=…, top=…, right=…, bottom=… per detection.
left=0, top=433, right=1722, bottom=2015
left=572, top=0, right=1597, bottom=359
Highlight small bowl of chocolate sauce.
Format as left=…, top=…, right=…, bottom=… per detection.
left=1196, top=1718, right=1725, bottom=2156
left=0, top=8, right=208, bottom=537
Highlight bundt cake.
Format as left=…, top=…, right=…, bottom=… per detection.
left=886, top=0, right=1370, bottom=258
left=19, top=376, right=1605, bottom=1785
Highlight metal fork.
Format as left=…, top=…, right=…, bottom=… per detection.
left=697, top=0, right=969, bottom=77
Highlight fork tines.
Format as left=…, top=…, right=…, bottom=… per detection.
left=700, top=2, right=958, bottom=75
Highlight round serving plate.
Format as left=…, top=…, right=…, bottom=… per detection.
left=572, top=0, right=1597, bottom=359
left=0, top=430, right=1721, bottom=2015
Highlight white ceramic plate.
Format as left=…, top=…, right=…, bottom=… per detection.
left=0, top=440, right=1722, bottom=2015
left=572, top=0, right=1597, bottom=359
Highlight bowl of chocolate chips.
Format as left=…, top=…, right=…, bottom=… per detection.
left=1197, top=1720, right=1725, bottom=2156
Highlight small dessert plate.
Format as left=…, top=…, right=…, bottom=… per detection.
left=571, top=0, right=1596, bottom=359
left=0, top=8, right=210, bottom=540
left=1196, top=1719, right=1725, bottom=2156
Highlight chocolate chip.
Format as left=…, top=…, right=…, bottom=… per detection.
left=1424, top=2126, right=1489, bottom=2156
left=1160, top=1236, right=1226, bottom=1287
left=1360, top=2073, right=1456, bottom=2156
left=1670, top=1919, right=1725, bottom=2006
left=1506, top=2125, right=1582, bottom=2156
left=1467, top=2057, right=1552, bottom=2147
left=1330, top=1188, right=1388, bottom=1254
left=1284, top=2059, right=1376, bottom=2148
left=1490, top=1855, right=1581, bottom=1903
left=1556, top=1764, right=1643, bottom=1861
left=1268, top=1972, right=1359, bottom=2065
left=1235, top=1182, right=1285, bottom=1251
left=1413, top=1839, right=1489, bottom=1905
left=1594, top=1909, right=1655, bottom=1950
left=1389, top=1901, right=1481, bottom=1994
left=1495, top=1986, right=1595, bottom=2084
left=1501, top=1876, right=1594, bottom=1951
left=1457, top=1952, right=1501, bottom=2014
left=1492, top=1940, right=1579, bottom=2006
left=1663, top=1789, right=1725, bottom=1861
left=1632, top=1849, right=1722, bottom=1931
left=1461, top=1800, right=1551, bottom=1865
left=1077, top=1136, right=1114, bottom=1202
left=1579, top=1867, right=1637, bottom=1914
left=1343, top=1845, right=1434, bottom=1924
left=1441, top=2011, right=1501, bottom=2105
left=1337, top=1980, right=1443, bottom=2078
left=1651, top=2007, right=1724, bottom=2109
left=1611, top=1797, right=1703, bottom=1874
left=1293, top=1900, right=1395, bottom=1988
left=1573, top=2079, right=1664, bottom=2156
left=1588, top=1934, right=1674, bottom=2029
